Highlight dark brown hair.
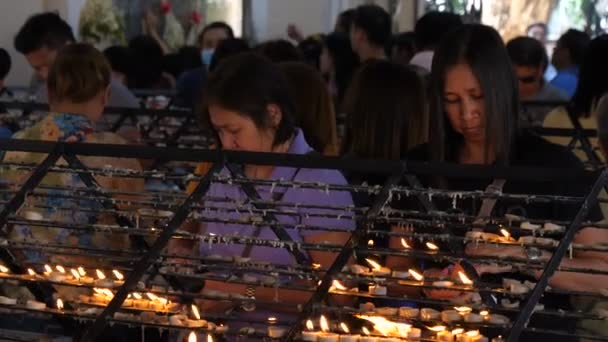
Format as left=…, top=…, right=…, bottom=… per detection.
left=430, top=24, right=519, bottom=165
left=279, top=62, right=338, bottom=155
left=342, top=60, right=427, bottom=160
left=47, top=43, right=111, bottom=104
left=202, top=53, right=295, bottom=147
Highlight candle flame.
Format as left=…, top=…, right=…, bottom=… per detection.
left=320, top=315, right=329, bottom=332
left=55, top=265, right=65, bottom=274
left=500, top=229, right=511, bottom=240
left=27, top=268, right=36, bottom=276
left=458, top=271, right=473, bottom=285
left=306, top=320, right=314, bottom=331
left=56, top=299, right=63, bottom=310
left=70, top=269, right=80, bottom=280
left=101, top=289, right=114, bottom=298
left=332, top=280, right=347, bottom=291
left=187, top=331, right=196, bottom=342
left=312, top=263, right=321, bottom=269
left=362, top=327, right=371, bottom=336
left=365, top=258, right=382, bottom=271
left=480, top=310, right=489, bottom=316
left=112, top=270, right=124, bottom=281
left=146, top=292, right=158, bottom=301
left=454, top=306, right=473, bottom=314
left=429, top=326, right=447, bottom=332
left=408, top=269, right=424, bottom=281
left=96, top=269, right=106, bottom=280
left=452, top=328, right=465, bottom=335
left=132, top=292, right=142, bottom=300
left=206, top=335, right=212, bottom=342
left=93, top=288, right=103, bottom=294
left=44, top=265, right=52, bottom=274
left=368, top=239, right=374, bottom=247
left=191, top=304, right=201, bottom=320
left=401, top=238, right=411, bottom=249
left=268, top=316, right=277, bottom=323
left=78, top=267, right=86, bottom=277
left=0, top=265, right=8, bottom=273
left=426, top=242, right=439, bottom=250
left=341, top=322, right=350, bottom=333
left=466, top=330, right=480, bottom=337
left=157, top=297, right=168, bottom=305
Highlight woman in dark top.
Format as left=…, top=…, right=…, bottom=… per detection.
left=403, top=24, right=599, bottom=342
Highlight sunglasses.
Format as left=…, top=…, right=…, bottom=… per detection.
left=518, top=75, right=538, bottom=84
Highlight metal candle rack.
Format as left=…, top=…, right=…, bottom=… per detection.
left=0, top=139, right=604, bottom=341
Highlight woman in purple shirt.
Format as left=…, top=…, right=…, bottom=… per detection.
left=172, top=53, right=354, bottom=317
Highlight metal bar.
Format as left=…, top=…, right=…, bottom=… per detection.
left=506, top=169, right=608, bottom=341
left=283, top=165, right=405, bottom=341
left=225, top=163, right=310, bottom=265
left=0, top=139, right=600, bottom=181
left=0, top=147, right=62, bottom=233
left=567, top=106, right=602, bottom=167
left=61, top=154, right=186, bottom=293
left=108, top=113, right=130, bottom=132
left=79, top=158, right=225, bottom=341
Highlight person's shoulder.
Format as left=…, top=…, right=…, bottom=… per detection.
left=515, top=132, right=582, bottom=168
left=109, top=79, right=139, bottom=108
left=405, top=143, right=431, bottom=161
left=540, top=82, right=569, bottom=101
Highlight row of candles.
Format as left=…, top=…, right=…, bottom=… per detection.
left=300, top=315, right=504, bottom=342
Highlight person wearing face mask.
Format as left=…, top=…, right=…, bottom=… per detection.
left=168, top=53, right=354, bottom=327
left=397, top=24, right=600, bottom=342
left=198, top=22, right=234, bottom=67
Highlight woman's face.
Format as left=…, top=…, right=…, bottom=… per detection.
left=208, top=105, right=276, bottom=153
left=443, top=63, right=486, bottom=144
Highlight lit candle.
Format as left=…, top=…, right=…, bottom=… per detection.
left=70, top=269, right=81, bottom=283
left=408, top=269, right=424, bottom=283
left=330, top=280, right=347, bottom=292
left=78, top=267, right=86, bottom=277
left=319, top=315, right=339, bottom=342
left=432, top=280, right=454, bottom=288
left=0, top=265, right=9, bottom=273
left=401, top=238, right=411, bottom=249
left=56, top=298, right=64, bottom=311
left=113, top=270, right=124, bottom=281
left=187, top=331, right=197, bottom=342
left=368, top=240, right=374, bottom=247
left=365, top=259, right=391, bottom=276
left=339, top=322, right=360, bottom=342
left=426, top=242, right=439, bottom=251
left=44, top=264, right=53, bottom=275
left=27, top=268, right=36, bottom=278
left=458, top=271, right=473, bottom=285
left=301, top=319, right=320, bottom=341
left=500, top=228, right=512, bottom=242
left=55, top=265, right=66, bottom=274
left=359, top=327, right=378, bottom=342
left=191, top=304, right=201, bottom=320
left=95, top=270, right=114, bottom=287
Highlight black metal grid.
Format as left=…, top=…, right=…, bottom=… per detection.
left=0, top=138, right=603, bottom=341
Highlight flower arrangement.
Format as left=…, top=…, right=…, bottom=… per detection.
left=79, top=0, right=126, bottom=48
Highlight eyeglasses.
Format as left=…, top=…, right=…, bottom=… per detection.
left=518, top=75, right=538, bottom=84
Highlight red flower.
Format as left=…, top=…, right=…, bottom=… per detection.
left=191, top=11, right=202, bottom=24
left=160, top=1, right=172, bottom=14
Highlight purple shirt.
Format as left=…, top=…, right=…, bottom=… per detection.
left=200, top=128, right=354, bottom=265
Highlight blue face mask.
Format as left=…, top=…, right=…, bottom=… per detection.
left=201, top=49, right=215, bottom=66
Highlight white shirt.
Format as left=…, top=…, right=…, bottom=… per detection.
left=410, top=50, right=435, bottom=71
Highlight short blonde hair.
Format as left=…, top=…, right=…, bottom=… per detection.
left=47, top=43, right=111, bottom=104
